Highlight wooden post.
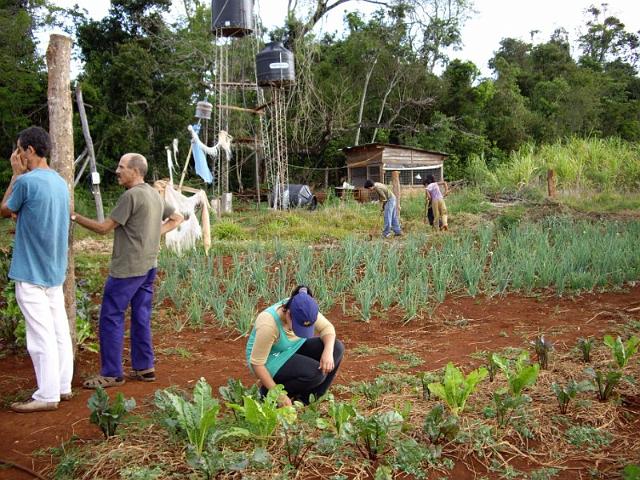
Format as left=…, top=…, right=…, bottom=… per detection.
left=391, top=170, right=401, bottom=217
left=255, top=147, right=261, bottom=206
left=75, top=85, right=104, bottom=221
left=46, top=34, right=76, bottom=349
left=547, top=169, right=556, bottom=198
left=324, top=167, right=329, bottom=190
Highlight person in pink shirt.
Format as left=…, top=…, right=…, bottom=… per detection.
left=424, top=174, right=448, bottom=231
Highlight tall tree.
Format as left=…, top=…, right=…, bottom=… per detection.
left=75, top=0, right=197, bottom=180
left=0, top=0, right=47, bottom=182
left=578, top=4, right=639, bottom=68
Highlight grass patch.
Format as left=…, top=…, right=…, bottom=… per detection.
left=560, top=191, right=640, bottom=213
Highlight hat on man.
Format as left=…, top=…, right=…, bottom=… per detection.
left=289, top=288, right=319, bottom=338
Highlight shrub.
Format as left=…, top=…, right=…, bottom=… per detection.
left=212, top=220, right=246, bottom=240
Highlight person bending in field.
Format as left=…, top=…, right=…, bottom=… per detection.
left=424, top=174, right=448, bottom=231
left=364, top=179, right=402, bottom=238
left=73, top=153, right=183, bottom=388
left=246, top=285, right=345, bottom=406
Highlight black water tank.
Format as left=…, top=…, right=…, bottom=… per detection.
left=211, top=0, right=254, bottom=37
left=256, top=42, right=295, bottom=87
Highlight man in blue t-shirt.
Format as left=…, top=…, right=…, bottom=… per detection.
left=1, top=126, right=74, bottom=413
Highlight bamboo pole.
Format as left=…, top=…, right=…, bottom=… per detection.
left=75, top=85, right=104, bottom=221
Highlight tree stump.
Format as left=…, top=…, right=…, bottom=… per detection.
left=547, top=169, right=556, bottom=198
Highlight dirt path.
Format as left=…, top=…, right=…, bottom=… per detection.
left=1, top=286, right=639, bottom=479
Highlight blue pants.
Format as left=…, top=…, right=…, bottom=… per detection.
left=383, top=197, right=402, bottom=236
left=99, top=268, right=157, bottom=378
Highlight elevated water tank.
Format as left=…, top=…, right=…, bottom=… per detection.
left=211, top=0, right=254, bottom=37
left=194, top=101, right=213, bottom=120
left=256, top=42, right=295, bottom=87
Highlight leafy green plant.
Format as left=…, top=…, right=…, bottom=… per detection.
left=489, top=352, right=540, bottom=428
left=493, top=352, right=540, bottom=396
left=418, top=372, right=438, bottom=400
left=325, top=396, right=356, bottom=436
left=154, top=378, right=225, bottom=456
left=604, top=335, right=640, bottom=369
left=349, top=410, right=403, bottom=461
left=393, top=438, right=440, bottom=479
left=552, top=380, right=593, bottom=414
left=88, top=386, right=135, bottom=438
left=428, top=362, right=488, bottom=416
left=281, top=421, right=314, bottom=470
left=422, top=403, right=460, bottom=443
left=0, top=281, right=23, bottom=347
left=120, top=466, right=165, bottom=480
left=623, top=464, right=640, bottom=480
left=491, top=391, right=530, bottom=429
left=218, top=378, right=260, bottom=407
left=529, top=467, right=560, bottom=480
left=227, top=385, right=296, bottom=446
left=577, top=337, right=594, bottom=363
left=533, top=335, right=553, bottom=370
left=353, top=378, right=391, bottom=408
left=586, top=368, right=623, bottom=401
left=565, top=425, right=612, bottom=450
left=486, top=352, right=499, bottom=382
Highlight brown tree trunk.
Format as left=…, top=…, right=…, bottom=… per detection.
left=47, top=34, right=76, bottom=350
left=547, top=169, right=556, bottom=198
left=391, top=170, right=401, bottom=217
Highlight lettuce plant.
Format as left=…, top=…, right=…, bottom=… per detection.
left=586, top=368, right=623, bottom=401
left=552, top=380, right=593, bottom=414
left=490, top=352, right=540, bottom=428
left=88, top=386, right=136, bottom=438
left=218, top=378, right=260, bottom=417
left=486, top=352, right=499, bottom=382
left=428, top=362, right=488, bottom=416
left=423, top=403, right=459, bottom=443
left=604, top=335, right=640, bottom=369
left=577, top=337, right=594, bottom=363
left=349, top=410, right=403, bottom=461
left=154, top=378, right=224, bottom=456
left=326, top=396, right=356, bottom=437
left=492, top=352, right=540, bottom=396
left=227, top=385, right=296, bottom=446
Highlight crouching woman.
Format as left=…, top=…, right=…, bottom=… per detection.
left=246, top=285, right=345, bottom=406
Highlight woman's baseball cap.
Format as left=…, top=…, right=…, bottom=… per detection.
left=289, top=288, right=319, bottom=338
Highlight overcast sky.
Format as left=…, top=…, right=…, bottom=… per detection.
left=44, top=0, right=640, bottom=76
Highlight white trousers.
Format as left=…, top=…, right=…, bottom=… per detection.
left=15, top=281, right=74, bottom=402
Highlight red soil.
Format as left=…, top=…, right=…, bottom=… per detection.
left=1, top=286, right=639, bottom=479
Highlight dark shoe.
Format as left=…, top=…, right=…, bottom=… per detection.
left=60, top=392, right=73, bottom=401
left=394, top=232, right=403, bottom=237
left=11, top=398, right=58, bottom=413
left=127, top=368, right=156, bottom=382
left=382, top=233, right=391, bottom=238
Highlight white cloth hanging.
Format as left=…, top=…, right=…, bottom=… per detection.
left=154, top=180, right=211, bottom=255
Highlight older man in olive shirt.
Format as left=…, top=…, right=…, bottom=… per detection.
left=74, top=153, right=183, bottom=387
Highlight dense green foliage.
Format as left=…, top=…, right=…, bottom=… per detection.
left=1, top=1, right=639, bottom=190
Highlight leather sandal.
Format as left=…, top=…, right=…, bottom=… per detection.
left=127, top=368, right=156, bottom=382
left=82, top=375, right=125, bottom=389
